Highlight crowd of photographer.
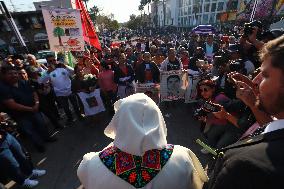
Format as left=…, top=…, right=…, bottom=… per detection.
left=0, top=19, right=284, bottom=188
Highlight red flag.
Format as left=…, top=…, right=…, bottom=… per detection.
left=75, top=0, right=102, bottom=51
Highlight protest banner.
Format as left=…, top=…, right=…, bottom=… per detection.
left=160, top=70, right=187, bottom=102
left=135, top=83, right=160, bottom=104
left=42, top=8, right=84, bottom=52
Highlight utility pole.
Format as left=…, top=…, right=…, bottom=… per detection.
left=0, top=1, right=29, bottom=53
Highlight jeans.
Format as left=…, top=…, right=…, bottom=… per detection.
left=206, top=124, right=240, bottom=149
left=0, top=134, right=33, bottom=184
left=15, top=112, right=49, bottom=148
left=56, top=94, right=81, bottom=120
left=40, top=93, right=62, bottom=129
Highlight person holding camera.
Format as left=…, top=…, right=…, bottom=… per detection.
left=196, top=79, right=237, bottom=153
left=206, top=32, right=284, bottom=189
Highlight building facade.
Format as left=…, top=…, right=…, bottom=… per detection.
left=151, top=0, right=239, bottom=28
left=0, top=11, right=49, bottom=54
left=178, top=0, right=239, bottom=27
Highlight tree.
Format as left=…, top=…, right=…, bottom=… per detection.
left=89, top=5, right=100, bottom=22
left=53, top=27, right=65, bottom=46
left=95, top=14, right=120, bottom=32
left=126, top=14, right=142, bottom=30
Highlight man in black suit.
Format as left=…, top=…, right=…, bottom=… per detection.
left=206, top=35, right=284, bottom=189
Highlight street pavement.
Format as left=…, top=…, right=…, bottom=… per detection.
left=7, top=102, right=212, bottom=189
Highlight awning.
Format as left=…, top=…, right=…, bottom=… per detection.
left=34, top=33, right=48, bottom=42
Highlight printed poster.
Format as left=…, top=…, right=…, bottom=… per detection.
left=160, top=70, right=187, bottom=102
left=135, top=83, right=160, bottom=103
left=42, top=8, right=84, bottom=51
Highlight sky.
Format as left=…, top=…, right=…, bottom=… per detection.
left=1, top=0, right=142, bottom=23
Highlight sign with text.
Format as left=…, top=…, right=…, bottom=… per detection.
left=135, top=83, right=160, bottom=103
left=160, top=70, right=187, bottom=102
left=42, top=8, right=84, bottom=51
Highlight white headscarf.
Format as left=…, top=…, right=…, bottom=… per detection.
left=104, top=93, right=167, bottom=156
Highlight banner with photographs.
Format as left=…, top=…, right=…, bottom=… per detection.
left=135, top=83, right=160, bottom=104
left=42, top=8, right=84, bottom=52
left=160, top=71, right=187, bottom=102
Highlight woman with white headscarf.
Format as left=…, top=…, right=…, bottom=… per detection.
left=77, top=93, right=208, bottom=189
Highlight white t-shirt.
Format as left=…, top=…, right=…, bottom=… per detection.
left=49, top=68, right=72, bottom=97
left=77, top=89, right=105, bottom=116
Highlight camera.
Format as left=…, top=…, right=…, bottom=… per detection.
left=193, top=101, right=222, bottom=120
left=243, top=20, right=263, bottom=38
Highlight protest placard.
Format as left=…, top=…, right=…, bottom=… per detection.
left=160, top=70, right=187, bottom=102
left=185, top=75, right=201, bottom=103
left=135, top=83, right=160, bottom=103
left=42, top=8, right=84, bottom=52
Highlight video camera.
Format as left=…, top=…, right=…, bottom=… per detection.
left=193, top=101, right=222, bottom=120
left=243, top=20, right=263, bottom=38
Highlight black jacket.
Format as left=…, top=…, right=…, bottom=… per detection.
left=113, top=64, right=135, bottom=86
left=135, top=61, right=160, bottom=83
left=206, top=128, right=284, bottom=189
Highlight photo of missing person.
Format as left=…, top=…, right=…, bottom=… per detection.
left=167, top=75, right=181, bottom=97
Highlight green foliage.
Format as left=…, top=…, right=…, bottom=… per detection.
left=126, top=14, right=142, bottom=30
left=89, top=5, right=100, bottom=22
left=53, top=27, right=64, bottom=37
left=96, top=15, right=120, bottom=31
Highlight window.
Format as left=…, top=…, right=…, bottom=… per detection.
left=211, top=3, right=216, bottom=12
left=197, top=15, right=201, bottom=25
left=184, top=7, right=188, bottom=15
left=204, top=3, right=210, bottom=12
left=217, top=2, right=224, bottom=11
left=202, top=14, right=209, bottom=24
left=209, top=13, right=216, bottom=23
left=188, top=6, right=192, bottom=14
left=193, top=0, right=200, bottom=4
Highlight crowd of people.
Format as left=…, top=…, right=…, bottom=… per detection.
left=0, top=20, right=284, bottom=188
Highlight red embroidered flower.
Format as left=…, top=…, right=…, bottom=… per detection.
left=129, top=172, right=137, bottom=183
left=142, top=170, right=151, bottom=181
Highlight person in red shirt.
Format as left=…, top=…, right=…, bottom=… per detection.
left=98, top=64, right=117, bottom=114
left=180, top=50, right=190, bottom=70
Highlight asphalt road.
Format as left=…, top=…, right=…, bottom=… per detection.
left=7, top=102, right=212, bottom=189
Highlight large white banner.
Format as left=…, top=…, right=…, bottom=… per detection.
left=42, top=8, right=84, bottom=52
left=160, top=70, right=187, bottom=102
